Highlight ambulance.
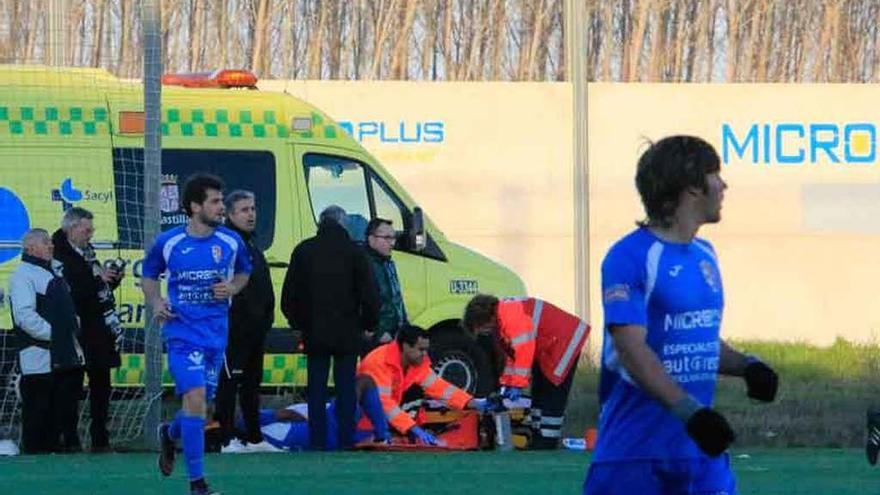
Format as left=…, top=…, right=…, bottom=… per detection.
left=0, top=66, right=525, bottom=395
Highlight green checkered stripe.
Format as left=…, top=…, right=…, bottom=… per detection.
left=0, top=105, right=109, bottom=136
left=0, top=106, right=342, bottom=141
left=161, top=109, right=340, bottom=140
left=112, top=353, right=308, bottom=388
left=160, top=108, right=291, bottom=138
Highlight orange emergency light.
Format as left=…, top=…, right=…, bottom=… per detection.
left=161, top=69, right=258, bottom=89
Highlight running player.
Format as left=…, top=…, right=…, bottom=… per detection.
left=142, top=174, right=252, bottom=495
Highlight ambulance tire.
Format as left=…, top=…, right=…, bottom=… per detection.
left=429, top=329, right=494, bottom=397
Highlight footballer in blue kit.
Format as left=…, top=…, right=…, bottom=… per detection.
left=142, top=174, right=252, bottom=495
left=233, top=378, right=390, bottom=452
left=584, top=136, right=779, bottom=495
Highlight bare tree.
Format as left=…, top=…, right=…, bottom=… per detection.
left=6, top=0, right=880, bottom=83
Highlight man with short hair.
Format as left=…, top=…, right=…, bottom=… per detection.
left=281, top=205, right=380, bottom=451
left=52, top=206, right=124, bottom=452
left=363, top=218, right=408, bottom=355
left=357, top=324, right=489, bottom=445
left=462, top=294, right=590, bottom=448
left=583, top=135, right=779, bottom=495
left=9, top=228, right=84, bottom=454
left=143, top=174, right=252, bottom=495
left=213, top=190, right=275, bottom=451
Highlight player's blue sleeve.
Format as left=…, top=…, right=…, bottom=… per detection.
left=258, top=409, right=275, bottom=427
left=233, top=234, right=252, bottom=275
left=601, top=244, right=647, bottom=328
left=142, top=235, right=167, bottom=280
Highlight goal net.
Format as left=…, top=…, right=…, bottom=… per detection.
left=0, top=0, right=162, bottom=452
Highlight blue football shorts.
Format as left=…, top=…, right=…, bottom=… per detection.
left=167, top=340, right=224, bottom=400
left=583, top=454, right=736, bottom=495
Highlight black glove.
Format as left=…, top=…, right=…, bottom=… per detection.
left=672, top=396, right=735, bottom=457
left=686, top=408, right=736, bottom=457
left=744, top=358, right=778, bottom=402
left=484, top=392, right=507, bottom=413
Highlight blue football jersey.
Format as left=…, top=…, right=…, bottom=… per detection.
left=142, top=225, right=252, bottom=350
left=593, top=227, right=724, bottom=462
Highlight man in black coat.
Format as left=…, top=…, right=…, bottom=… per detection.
left=51, top=207, right=123, bottom=452
left=10, top=228, right=85, bottom=454
left=213, top=190, right=275, bottom=449
left=281, top=205, right=380, bottom=450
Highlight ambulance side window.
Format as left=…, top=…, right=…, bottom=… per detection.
left=112, top=148, right=277, bottom=250
left=369, top=174, right=406, bottom=239
left=302, top=152, right=446, bottom=260
left=303, top=153, right=371, bottom=243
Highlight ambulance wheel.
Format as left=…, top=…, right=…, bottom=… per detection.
left=429, top=329, right=494, bottom=397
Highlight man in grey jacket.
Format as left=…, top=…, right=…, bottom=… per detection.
left=9, top=228, right=85, bottom=453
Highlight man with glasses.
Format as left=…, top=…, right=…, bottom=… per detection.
left=363, top=218, right=408, bottom=356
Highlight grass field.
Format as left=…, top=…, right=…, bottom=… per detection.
left=0, top=448, right=874, bottom=494
left=4, top=339, right=876, bottom=494
left=565, top=338, right=880, bottom=447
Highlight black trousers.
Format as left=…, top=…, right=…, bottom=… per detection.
left=530, top=359, right=578, bottom=440
left=85, top=366, right=112, bottom=447
left=214, top=344, right=265, bottom=444
left=20, top=368, right=83, bottom=454
left=307, top=353, right=357, bottom=450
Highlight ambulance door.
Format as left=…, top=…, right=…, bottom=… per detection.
left=293, top=148, right=428, bottom=320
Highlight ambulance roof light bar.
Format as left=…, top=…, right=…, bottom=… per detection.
left=161, top=69, right=258, bottom=89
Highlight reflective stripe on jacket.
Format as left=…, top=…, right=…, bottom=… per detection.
left=497, top=298, right=590, bottom=387
left=357, top=342, right=472, bottom=433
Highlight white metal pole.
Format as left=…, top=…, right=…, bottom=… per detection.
left=142, top=0, right=163, bottom=450
left=566, top=0, right=590, bottom=322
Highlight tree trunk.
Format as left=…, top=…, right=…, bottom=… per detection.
left=463, top=0, right=489, bottom=80
left=648, top=3, right=668, bottom=81
left=489, top=0, right=505, bottom=79
left=814, top=0, right=838, bottom=81
left=725, top=0, right=739, bottom=81
left=189, top=0, right=203, bottom=72
left=91, top=0, right=107, bottom=67
left=419, top=0, right=438, bottom=79
left=24, top=1, right=39, bottom=64
left=629, top=0, right=652, bottom=82
left=370, top=0, right=400, bottom=79
left=328, top=1, right=344, bottom=78
left=390, top=0, right=418, bottom=79
left=251, top=0, right=270, bottom=76
left=600, top=0, right=614, bottom=80
left=344, top=0, right=362, bottom=79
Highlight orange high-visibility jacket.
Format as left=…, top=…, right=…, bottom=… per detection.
left=357, top=341, right=473, bottom=434
left=496, top=298, right=591, bottom=388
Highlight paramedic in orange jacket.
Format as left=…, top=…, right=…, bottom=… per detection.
left=357, top=324, right=489, bottom=445
left=463, top=294, right=591, bottom=449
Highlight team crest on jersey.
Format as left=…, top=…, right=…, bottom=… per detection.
left=699, top=260, right=719, bottom=293
left=211, top=245, right=222, bottom=263
left=603, top=283, right=630, bottom=303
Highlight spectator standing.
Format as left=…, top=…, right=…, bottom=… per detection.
left=52, top=207, right=124, bottom=452
left=214, top=190, right=275, bottom=451
left=9, top=228, right=85, bottom=454
left=362, top=218, right=408, bottom=355
left=281, top=205, right=380, bottom=450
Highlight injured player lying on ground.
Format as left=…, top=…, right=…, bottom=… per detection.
left=206, top=385, right=535, bottom=452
